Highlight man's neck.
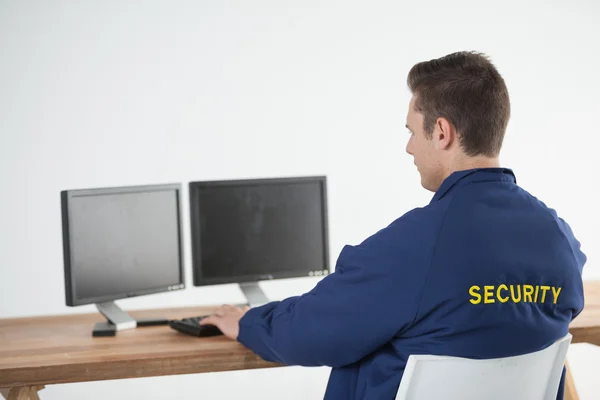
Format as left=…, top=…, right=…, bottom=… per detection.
left=442, top=155, right=501, bottom=182
left=454, top=155, right=500, bottom=171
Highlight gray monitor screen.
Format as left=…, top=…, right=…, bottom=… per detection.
left=190, top=178, right=329, bottom=285
left=64, top=186, right=183, bottom=305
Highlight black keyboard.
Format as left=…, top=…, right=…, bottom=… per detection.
left=169, top=316, right=223, bottom=337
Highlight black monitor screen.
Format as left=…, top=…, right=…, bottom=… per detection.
left=61, top=184, right=184, bottom=306
left=189, top=177, right=329, bottom=285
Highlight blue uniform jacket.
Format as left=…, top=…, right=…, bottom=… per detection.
left=237, top=168, right=586, bottom=399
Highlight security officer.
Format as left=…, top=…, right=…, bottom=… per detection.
left=201, top=51, right=586, bottom=400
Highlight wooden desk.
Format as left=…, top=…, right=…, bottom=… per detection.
left=564, top=280, right=600, bottom=400
left=1, top=281, right=599, bottom=400
left=570, top=281, right=600, bottom=346
left=0, top=306, right=281, bottom=399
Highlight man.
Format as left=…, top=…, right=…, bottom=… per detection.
left=201, top=51, right=586, bottom=399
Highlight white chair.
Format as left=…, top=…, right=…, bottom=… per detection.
left=396, top=333, right=572, bottom=400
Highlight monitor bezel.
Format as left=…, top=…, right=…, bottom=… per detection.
left=188, top=176, right=331, bottom=287
left=61, top=183, right=186, bottom=306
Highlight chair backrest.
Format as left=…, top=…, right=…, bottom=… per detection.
left=395, top=333, right=572, bottom=400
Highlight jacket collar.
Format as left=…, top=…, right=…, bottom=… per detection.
left=430, top=168, right=516, bottom=204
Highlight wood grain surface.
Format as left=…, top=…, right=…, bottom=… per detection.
left=0, top=306, right=282, bottom=388
left=569, top=281, right=600, bottom=346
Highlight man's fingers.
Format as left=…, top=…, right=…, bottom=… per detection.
left=201, top=304, right=245, bottom=326
left=214, top=304, right=234, bottom=317
left=199, top=316, right=218, bottom=325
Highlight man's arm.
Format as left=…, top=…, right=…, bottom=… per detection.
left=235, top=212, right=438, bottom=368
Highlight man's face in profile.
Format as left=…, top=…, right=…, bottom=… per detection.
left=405, top=96, right=442, bottom=192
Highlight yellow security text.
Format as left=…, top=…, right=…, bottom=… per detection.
left=469, top=284, right=562, bottom=305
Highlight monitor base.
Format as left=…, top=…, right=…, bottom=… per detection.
left=239, top=282, right=270, bottom=308
left=96, top=301, right=137, bottom=331
left=92, top=321, right=117, bottom=337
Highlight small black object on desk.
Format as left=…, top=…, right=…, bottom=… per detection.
left=136, top=318, right=170, bottom=327
left=91, top=318, right=170, bottom=337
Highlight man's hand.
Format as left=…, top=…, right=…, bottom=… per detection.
left=200, top=304, right=250, bottom=340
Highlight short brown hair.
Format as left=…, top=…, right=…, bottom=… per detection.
left=407, top=51, right=510, bottom=157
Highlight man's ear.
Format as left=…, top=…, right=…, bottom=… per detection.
left=435, top=117, right=457, bottom=150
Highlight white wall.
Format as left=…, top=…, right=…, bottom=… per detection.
left=1, top=0, right=598, bottom=398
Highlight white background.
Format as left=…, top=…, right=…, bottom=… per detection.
left=1, top=0, right=598, bottom=398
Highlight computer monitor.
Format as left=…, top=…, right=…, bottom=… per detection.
left=188, top=176, right=330, bottom=306
left=61, top=183, right=185, bottom=330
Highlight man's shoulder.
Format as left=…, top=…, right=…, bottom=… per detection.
left=393, top=198, right=454, bottom=229
left=339, top=205, right=448, bottom=277
left=358, top=202, right=450, bottom=249
left=443, top=175, right=560, bottom=219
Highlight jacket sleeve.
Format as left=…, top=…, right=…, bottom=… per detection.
left=557, top=217, right=587, bottom=275
left=556, top=216, right=586, bottom=319
left=236, top=211, right=437, bottom=368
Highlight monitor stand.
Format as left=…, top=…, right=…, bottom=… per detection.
left=96, top=301, right=137, bottom=331
left=239, top=282, right=270, bottom=308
